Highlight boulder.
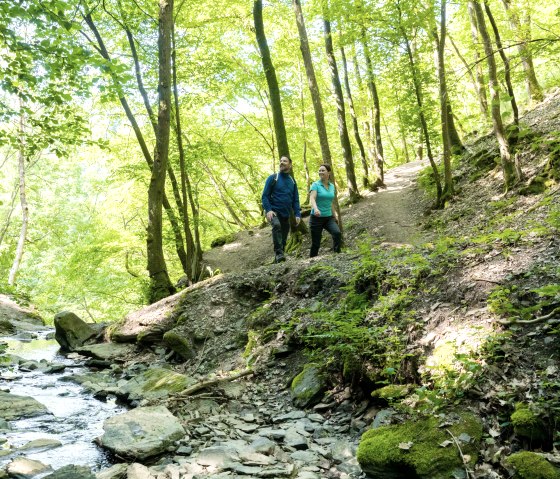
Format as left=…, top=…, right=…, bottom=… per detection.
left=7, top=457, right=51, bottom=478
left=120, top=367, right=196, bottom=401
left=97, top=406, right=185, bottom=460
left=357, top=412, right=482, bottom=479
left=95, top=463, right=128, bottom=479
left=0, top=391, right=48, bottom=420
left=44, top=465, right=96, bottom=479
left=54, top=311, right=96, bottom=352
left=162, top=330, right=195, bottom=360
left=290, top=364, right=326, bottom=408
left=505, top=451, right=560, bottom=479
left=75, top=343, right=135, bottom=361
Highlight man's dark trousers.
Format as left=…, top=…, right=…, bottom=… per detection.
left=271, top=215, right=290, bottom=258
left=310, top=216, right=341, bottom=257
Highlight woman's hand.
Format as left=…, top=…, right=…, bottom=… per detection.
left=313, top=209, right=321, bottom=217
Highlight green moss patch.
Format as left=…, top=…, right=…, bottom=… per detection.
left=357, top=412, right=482, bottom=479
left=506, top=451, right=560, bottom=479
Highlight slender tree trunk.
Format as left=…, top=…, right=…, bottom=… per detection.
left=472, top=0, right=516, bottom=190
left=467, top=2, right=490, bottom=119
left=432, top=0, right=454, bottom=198
left=8, top=101, right=28, bottom=286
left=172, top=26, right=201, bottom=284
left=84, top=12, right=188, bottom=275
left=394, top=89, right=410, bottom=163
left=500, top=0, right=543, bottom=102
left=361, top=32, right=384, bottom=186
left=298, top=63, right=312, bottom=203
left=253, top=0, right=290, bottom=158
left=203, top=163, right=248, bottom=229
left=0, top=182, right=18, bottom=248
left=340, top=43, right=369, bottom=188
left=401, top=23, right=442, bottom=205
left=293, top=0, right=342, bottom=232
left=323, top=18, right=360, bottom=202
left=484, top=1, right=519, bottom=127
left=147, top=0, right=175, bottom=303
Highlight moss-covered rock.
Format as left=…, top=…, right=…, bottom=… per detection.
left=211, top=233, right=237, bottom=248
left=506, top=451, right=560, bottom=479
left=121, top=367, right=196, bottom=401
left=372, top=384, right=412, bottom=402
left=163, top=330, right=195, bottom=360
left=511, top=403, right=547, bottom=443
left=290, top=363, right=326, bottom=408
left=357, top=412, right=482, bottom=479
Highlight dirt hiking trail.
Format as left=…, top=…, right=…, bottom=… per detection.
left=204, top=159, right=431, bottom=274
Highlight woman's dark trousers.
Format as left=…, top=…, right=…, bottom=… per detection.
left=309, top=215, right=341, bottom=257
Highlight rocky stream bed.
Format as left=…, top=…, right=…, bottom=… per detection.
left=0, top=296, right=368, bottom=479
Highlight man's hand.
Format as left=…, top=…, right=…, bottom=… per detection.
left=296, top=217, right=301, bottom=226
left=266, top=211, right=276, bottom=222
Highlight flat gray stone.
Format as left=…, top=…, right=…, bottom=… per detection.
left=97, top=406, right=185, bottom=460
left=0, top=391, right=48, bottom=420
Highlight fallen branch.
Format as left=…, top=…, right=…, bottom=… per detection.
left=497, top=307, right=560, bottom=325
left=446, top=429, right=474, bottom=479
left=171, top=368, right=253, bottom=400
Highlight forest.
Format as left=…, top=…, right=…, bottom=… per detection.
left=1, top=0, right=559, bottom=321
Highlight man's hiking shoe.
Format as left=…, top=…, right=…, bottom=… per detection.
left=275, top=254, right=286, bottom=263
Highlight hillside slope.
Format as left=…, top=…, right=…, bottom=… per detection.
left=74, top=91, right=560, bottom=477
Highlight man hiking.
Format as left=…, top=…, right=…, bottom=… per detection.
left=261, top=156, right=301, bottom=263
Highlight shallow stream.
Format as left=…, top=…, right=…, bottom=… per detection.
left=0, top=332, right=126, bottom=476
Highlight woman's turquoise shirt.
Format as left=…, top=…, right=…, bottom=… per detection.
left=310, top=180, right=335, bottom=216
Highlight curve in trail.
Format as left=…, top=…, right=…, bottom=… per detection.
left=343, top=159, right=429, bottom=247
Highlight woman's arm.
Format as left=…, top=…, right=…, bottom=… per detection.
left=310, top=190, right=321, bottom=216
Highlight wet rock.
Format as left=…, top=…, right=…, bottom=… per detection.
left=53, top=311, right=96, bottom=352
left=18, top=438, right=62, bottom=452
left=290, top=364, right=326, bottom=408
left=0, top=418, right=10, bottom=430
left=75, top=343, right=135, bottom=362
left=97, top=406, right=185, bottom=460
left=43, top=465, right=95, bottom=478
left=7, top=457, right=51, bottom=478
left=0, top=391, right=48, bottom=420
left=0, top=320, right=16, bottom=335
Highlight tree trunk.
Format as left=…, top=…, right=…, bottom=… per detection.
left=432, top=0, right=454, bottom=199
left=292, top=0, right=342, bottom=232
left=472, top=0, right=516, bottom=190
left=253, top=0, right=290, bottom=158
left=401, top=21, right=442, bottom=205
left=361, top=32, right=385, bottom=186
left=298, top=63, right=312, bottom=203
left=467, top=2, right=490, bottom=119
left=340, top=43, right=369, bottom=189
left=8, top=102, right=28, bottom=286
left=85, top=12, right=188, bottom=276
left=484, top=1, right=519, bottom=127
left=500, top=0, right=543, bottom=102
left=323, top=18, right=360, bottom=202
left=172, top=25, right=201, bottom=284
left=147, top=0, right=175, bottom=303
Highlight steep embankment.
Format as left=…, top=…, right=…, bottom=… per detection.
left=104, top=91, right=560, bottom=478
